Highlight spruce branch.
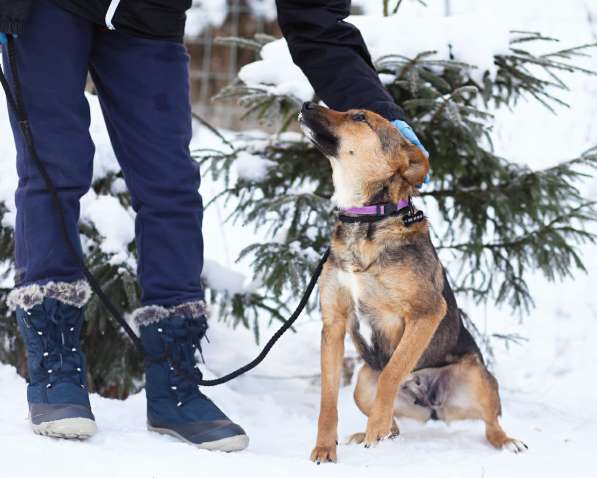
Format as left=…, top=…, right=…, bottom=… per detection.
left=199, top=31, right=597, bottom=323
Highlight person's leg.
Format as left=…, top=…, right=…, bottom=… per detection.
left=89, top=30, right=247, bottom=452
left=88, top=32, right=204, bottom=311
left=2, top=0, right=96, bottom=438
left=3, top=0, right=94, bottom=294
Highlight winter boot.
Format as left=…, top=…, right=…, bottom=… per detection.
left=14, top=294, right=96, bottom=439
left=137, top=305, right=248, bottom=452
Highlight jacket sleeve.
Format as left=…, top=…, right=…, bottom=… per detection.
left=0, top=0, right=32, bottom=34
left=275, top=0, right=406, bottom=121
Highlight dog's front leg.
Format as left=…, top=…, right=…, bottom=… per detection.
left=364, top=306, right=445, bottom=447
left=311, top=317, right=347, bottom=463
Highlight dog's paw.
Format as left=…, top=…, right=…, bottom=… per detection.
left=363, top=414, right=394, bottom=448
left=350, top=418, right=399, bottom=447
left=347, top=432, right=366, bottom=445
left=504, top=438, right=528, bottom=454
left=310, top=444, right=337, bottom=464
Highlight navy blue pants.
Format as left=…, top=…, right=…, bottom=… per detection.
left=2, top=0, right=204, bottom=307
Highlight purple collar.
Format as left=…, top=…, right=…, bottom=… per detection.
left=340, top=198, right=411, bottom=217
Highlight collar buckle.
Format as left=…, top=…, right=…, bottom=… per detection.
left=382, top=203, right=397, bottom=215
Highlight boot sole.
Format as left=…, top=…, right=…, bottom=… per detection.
left=32, top=417, right=97, bottom=440
left=148, top=424, right=249, bottom=452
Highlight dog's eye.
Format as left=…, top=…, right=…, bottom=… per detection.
left=352, top=112, right=367, bottom=122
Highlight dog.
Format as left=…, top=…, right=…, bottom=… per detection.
left=298, top=102, right=527, bottom=463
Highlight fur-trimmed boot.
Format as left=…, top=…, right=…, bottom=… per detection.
left=10, top=281, right=96, bottom=439
left=134, top=302, right=249, bottom=452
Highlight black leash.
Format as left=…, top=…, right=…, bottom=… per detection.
left=185, top=246, right=329, bottom=386
left=0, top=37, right=329, bottom=386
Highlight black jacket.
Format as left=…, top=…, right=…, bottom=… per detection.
left=0, top=0, right=405, bottom=121
left=276, top=0, right=405, bottom=121
left=0, top=0, right=192, bottom=40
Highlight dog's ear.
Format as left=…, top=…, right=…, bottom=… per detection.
left=377, top=119, right=429, bottom=185
left=400, top=143, right=429, bottom=186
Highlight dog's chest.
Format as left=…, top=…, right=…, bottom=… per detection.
left=336, top=268, right=361, bottom=306
left=336, top=268, right=403, bottom=337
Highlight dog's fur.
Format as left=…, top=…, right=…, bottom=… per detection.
left=299, top=103, right=526, bottom=463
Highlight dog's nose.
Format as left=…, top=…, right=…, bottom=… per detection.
left=303, top=101, right=317, bottom=111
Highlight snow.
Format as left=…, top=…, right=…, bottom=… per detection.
left=202, top=259, right=255, bottom=295
left=351, top=14, right=510, bottom=81
left=235, top=150, right=276, bottom=181
left=239, top=40, right=314, bottom=103
left=80, top=193, right=135, bottom=259
left=185, top=0, right=229, bottom=38
left=1, top=296, right=596, bottom=478
left=2, top=0, right=597, bottom=476
left=247, top=0, right=277, bottom=21
left=88, top=93, right=119, bottom=183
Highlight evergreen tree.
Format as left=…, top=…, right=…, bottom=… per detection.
left=198, top=30, right=597, bottom=349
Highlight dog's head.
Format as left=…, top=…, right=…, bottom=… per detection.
left=299, top=102, right=429, bottom=208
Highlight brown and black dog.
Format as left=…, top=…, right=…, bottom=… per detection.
left=298, top=102, right=526, bottom=463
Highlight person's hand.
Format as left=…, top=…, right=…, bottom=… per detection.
left=392, top=119, right=429, bottom=158
left=392, top=119, right=430, bottom=185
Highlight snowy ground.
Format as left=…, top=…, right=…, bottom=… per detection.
left=1, top=278, right=596, bottom=478
left=2, top=0, right=597, bottom=477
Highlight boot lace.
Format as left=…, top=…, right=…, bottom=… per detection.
left=156, top=318, right=209, bottom=407
left=23, top=300, right=85, bottom=390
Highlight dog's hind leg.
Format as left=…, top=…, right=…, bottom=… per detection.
left=348, top=364, right=399, bottom=445
left=437, top=354, right=527, bottom=453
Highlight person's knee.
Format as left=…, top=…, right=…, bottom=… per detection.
left=130, top=168, right=202, bottom=214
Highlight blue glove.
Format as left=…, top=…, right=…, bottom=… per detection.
left=392, top=119, right=430, bottom=186
left=0, top=32, right=17, bottom=45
